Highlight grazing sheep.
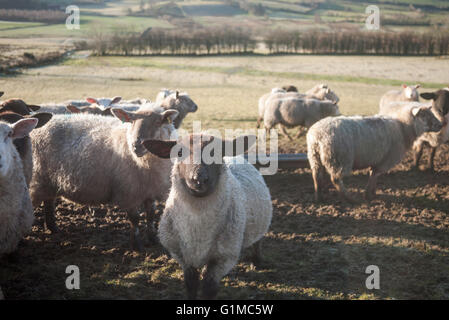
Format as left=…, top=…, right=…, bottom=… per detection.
left=305, top=84, right=340, bottom=103
left=379, top=84, right=420, bottom=114
left=0, top=111, right=52, bottom=186
left=30, top=105, right=179, bottom=250
left=307, top=104, right=442, bottom=202
left=0, top=118, right=38, bottom=256
left=412, top=90, right=449, bottom=171
left=264, top=96, right=340, bottom=140
left=66, top=104, right=113, bottom=116
left=0, top=99, right=40, bottom=115
left=144, top=134, right=272, bottom=299
left=158, top=91, right=198, bottom=129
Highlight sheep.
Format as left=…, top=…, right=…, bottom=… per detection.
left=158, top=91, right=198, bottom=129
left=412, top=89, right=449, bottom=171
left=307, top=103, right=442, bottom=203
left=66, top=104, right=114, bottom=116
left=0, top=111, right=52, bottom=186
left=0, top=99, right=41, bottom=115
left=0, top=118, right=38, bottom=256
left=305, top=84, right=340, bottom=103
left=256, top=88, right=287, bottom=129
left=143, top=133, right=272, bottom=299
left=264, top=96, right=340, bottom=140
left=379, top=84, right=420, bottom=114
left=30, top=105, right=179, bottom=251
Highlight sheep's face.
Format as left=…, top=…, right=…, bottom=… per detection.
left=421, top=90, right=449, bottom=121
left=163, top=92, right=198, bottom=113
left=403, top=85, right=420, bottom=101
left=112, top=107, right=178, bottom=157
left=143, top=134, right=256, bottom=198
left=411, top=106, right=443, bottom=135
left=0, top=119, right=37, bottom=177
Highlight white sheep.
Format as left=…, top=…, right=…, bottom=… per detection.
left=0, top=118, right=38, bottom=256
left=144, top=134, right=272, bottom=299
left=30, top=105, right=179, bottom=250
left=305, top=84, right=340, bottom=103
left=155, top=89, right=175, bottom=104
left=264, top=96, right=340, bottom=140
left=256, top=88, right=287, bottom=129
left=158, top=91, right=198, bottom=129
left=307, top=103, right=442, bottom=202
left=379, top=84, right=420, bottom=114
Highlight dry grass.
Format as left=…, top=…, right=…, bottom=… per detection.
left=0, top=54, right=448, bottom=299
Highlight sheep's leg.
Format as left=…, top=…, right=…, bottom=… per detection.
left=201, top=257, right=237, bottom=300
left=126, top=209, right=144, bottom=252
left=365, top=168, right=381, bottom=200
left=256, top=117, right=262, bottom=129
left=295, top=127, right=306, bottom=138
left=43, top=199, right=59, bottom=233
left=331, top=176, right=358, bottom=203
left=144, top=199, right=158, bottom=244
left=428, top=147, right=437, bottom=171
left=412, top=142, right=423, bottom=170
left=183, top=266, right=200, bottom=300
left=312, top=167, right=323, bottom=202
left=250, top=240, right=263, bottom=267
left=279, top=124, right=293, bottom=140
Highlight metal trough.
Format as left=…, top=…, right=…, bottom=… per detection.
left=244, top=153, right=309, bottom=170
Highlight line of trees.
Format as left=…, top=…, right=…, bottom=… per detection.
left=264, top=30, right=449, bottom=56
left=89, top=28, right=449, bottom=56
left=0, top=9, right=67, bottom=24
left=90, top=28, right=255, bottom=56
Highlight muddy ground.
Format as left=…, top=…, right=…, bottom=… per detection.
left=0, top=142, right=448, bottom=300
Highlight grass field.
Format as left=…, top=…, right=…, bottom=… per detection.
left=0, top=54, right=448, bottom=299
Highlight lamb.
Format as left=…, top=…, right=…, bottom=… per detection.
left=412, top=89, right=449, bottom=171
left=264, top=96, right=340, bottom=140
left=0, top=118, right=38, bottom=255
left=30, top=105, right=179, bottom=250
left=307, top=104, right=442, bottom=203
left=379, top=84, right=420, bottom=114
left=0, top=111, right=52, bottom=186
left=158, top=91, right=198, bottom=129
left=144, top=133, right=272, bottom=299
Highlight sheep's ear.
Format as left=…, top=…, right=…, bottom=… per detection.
left=86, top=97, right=97, bottom=104
left=222, top=135, right=256, bottom=157
left=11, top=118, right=38, bottom=139
left=111, top=108, right=138, bottom=122
left=0, top=112, right=23, bottom=124
left=420, top=92, right=436, bottom=100
left=161, top=109, right=179, bottom=124
left=402, top=84, right=408, bottom=89
left=0, top=92, right=3, bottom=98
left=411, top=106, right=430, bottom=117
left=415, top=84, right=421, bottom=89
left=67, top=104, right=82, bottom=113
left=110, top=96, right=122, bottom=105
left=27, top=104, right=40, bottom=112
left=33, top=113, right=53, bottom=128
left=175, top=91, right=179, bottom=99
left=143, top=140, right=177, bottom=159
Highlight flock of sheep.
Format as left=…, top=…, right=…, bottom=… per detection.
left=0, top=81, right=448, bottom=300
